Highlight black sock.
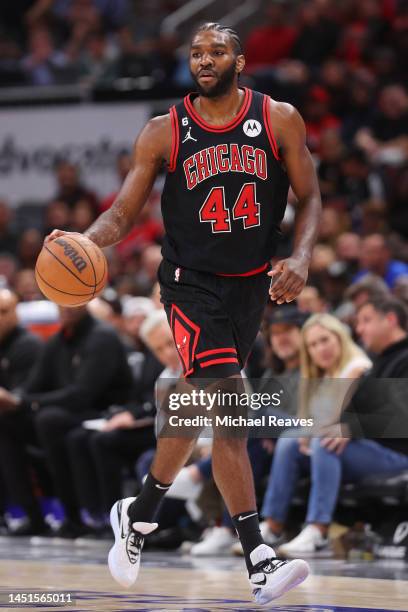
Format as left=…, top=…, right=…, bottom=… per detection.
left=232, top=510, right=264, bottom=572
left=127, top=472, right=172, bottom=525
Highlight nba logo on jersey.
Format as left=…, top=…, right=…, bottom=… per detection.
left=175, top=267, right=181, bottom=282
left=243, top=119, right=262, bottom=137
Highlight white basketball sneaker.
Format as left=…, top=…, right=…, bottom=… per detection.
left=108, top=497, right=158, bottom=588
left=278, top=524, right=331, bottom=557
left=249, top=544, right=310, bottom=604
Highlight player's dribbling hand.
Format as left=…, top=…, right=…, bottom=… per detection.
left=44, top=229, right=84, bottom=244
left=268, top=256, right=308, bottom=304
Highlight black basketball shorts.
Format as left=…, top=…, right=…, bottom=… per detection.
left=158, top=258, right=271, bottom=380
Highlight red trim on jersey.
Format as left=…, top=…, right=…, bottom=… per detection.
left=196, top=348, right=237, bottom=359
left=184, top=87, right=252, bottom=133
left=263, top=95, right=281, bottom=161
left=168, top=106, right=179, bottom=172
left=216, top=262, right=269, bottom=277
left=170, top=303, right=200, bottom=377
left=199, top=357, right=239, bottom=369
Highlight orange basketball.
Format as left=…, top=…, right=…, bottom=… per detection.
left=35, top=234, right=108, bottom=307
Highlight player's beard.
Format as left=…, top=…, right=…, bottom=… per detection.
left=191, top=60, right=237, bottom=99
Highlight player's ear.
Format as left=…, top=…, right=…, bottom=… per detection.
left=236, top=54, right=245, bottom=75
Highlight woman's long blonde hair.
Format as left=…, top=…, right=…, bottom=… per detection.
left=298, top=313, right=369, bottom=419
left=300, top=313, right=367, bottom=379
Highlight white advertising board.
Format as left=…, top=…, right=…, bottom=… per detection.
left=0, top=103, right=150, bottom=204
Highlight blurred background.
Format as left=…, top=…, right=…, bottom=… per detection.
left=0, top=0, right=407, bottom=558
left=0, top=0, right=407, bottom=308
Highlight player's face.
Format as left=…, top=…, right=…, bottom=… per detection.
left=189, top=31, right=242, bottom=98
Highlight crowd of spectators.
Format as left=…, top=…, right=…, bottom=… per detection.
left=0, top=0, right=407, bottom=557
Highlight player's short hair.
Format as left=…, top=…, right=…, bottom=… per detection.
left=139, top=309, right=168, bottom=345
left=193, top=22, right=243, bottom=56
left=358, top=295, right=408, bottom=330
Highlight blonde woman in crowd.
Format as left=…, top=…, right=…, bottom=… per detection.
left=260, top=314, right=371, bottom=556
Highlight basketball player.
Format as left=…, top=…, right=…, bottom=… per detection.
left=46, top=23, right=321, bottom=604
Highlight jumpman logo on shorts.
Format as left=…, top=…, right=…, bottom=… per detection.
left=182, top=127, right=197, bottom=143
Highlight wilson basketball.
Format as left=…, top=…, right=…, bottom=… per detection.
left=35, top=234, right=108, bottom=307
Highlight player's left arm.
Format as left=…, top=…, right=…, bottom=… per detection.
left=268, top=101, right=322, bottom=304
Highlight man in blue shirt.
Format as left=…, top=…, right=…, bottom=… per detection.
left=353, top=234, right=408, bottom=289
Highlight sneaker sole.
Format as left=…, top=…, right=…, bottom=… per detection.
left=254, top=559, right=310, bottom=604
left=108, top=501, right=138, bottom=589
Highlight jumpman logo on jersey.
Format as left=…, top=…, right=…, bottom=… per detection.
left=182, top=127, right=197, bottom=143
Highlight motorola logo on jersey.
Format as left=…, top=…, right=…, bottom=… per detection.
left=183, top=144, right=268, bottom=190
left=243, top=119, right=262, bottom=137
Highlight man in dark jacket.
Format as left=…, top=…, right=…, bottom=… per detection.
left=0, top=305, right=133, bottom=536
left=0, top=288, right=43, bottom=533
left=340, top=296, right=408, bottom=451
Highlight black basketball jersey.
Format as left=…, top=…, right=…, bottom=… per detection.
left=160, top=87, right=290, bottom=275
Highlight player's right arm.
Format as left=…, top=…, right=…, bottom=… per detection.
left=44, top=114, right=171, bottom=248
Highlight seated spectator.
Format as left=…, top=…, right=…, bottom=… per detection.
left=360, top=198, right=388, bottom=235
left=338, top=147, right=385, bottom=215
left=122, top=296, right=155, bottom=350
left=316, top=130, right=345, bottom=199
left=70, top=197, right=98, bottom=232
left=0, top=36, right=24, bottom=88
left=0, top=254, right=18, bottom=290
left=0, top=305, right=132, bottom=537
left=342, top=73, right=376, bottom=143
left=53, top=160, right=99, bottom=211
left=388, top=162, right=408, bottom=239
left=14, top=269, right=43, bottom=302
left=297, top=286, right=327, bottom=314
left=260, top=313, right=371, bottom=556
left=320, top=60, right=349, bottom=120
left=353, top=234, right=408, bottom=289
left=66, top=311, right=163, bottom=531
left=344, top=273, right=389, bottom=310
left=244, top=3, right=296, bottom=71
left=0, top=200, right=17, bottom=255
left=341, top=297, right=408, bottom=438
left=21, top=26, right=78, bottom=86
left=355, top=84, right=408, bottom=165
left=100, top=151, right=132, bottom=212
left=139, top=244, right=163, bottom=292
left=318, top=207, right=348, bottom=246
left=0, top=289, right=43, bottom=534
left=303, top=86, right=341, bottom=154
left=308, top=244, right=336, bottom=282
left=291, top=1, right=339, bottom=67
left=17, top=229, right=43, bottom=269
left=44, top=200, right=71, bottom=236
left=393, top=275, right=408, bottom=307
left=77, top=29, right=119, bottom=86
left=335, top=232, right=361, bottom=278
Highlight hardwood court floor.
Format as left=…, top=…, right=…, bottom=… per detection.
left=0, top=538, right=407, bottom=611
